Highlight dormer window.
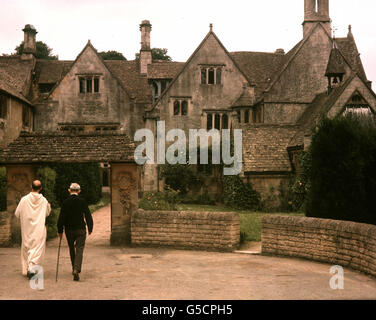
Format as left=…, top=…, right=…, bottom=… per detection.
left=201, top=66, right=222, bottom=85
left=79, top=76, right=100, bottom=93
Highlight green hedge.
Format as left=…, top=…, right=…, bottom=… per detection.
left=223, top=175, right=261, bottom=210
left=37, top=166, right=59, bottom=239
left=306, top=116, right=376, bottom=225
left=139, top=188, right=180, bottom=211
left=50, top=163, right=102, bottom=206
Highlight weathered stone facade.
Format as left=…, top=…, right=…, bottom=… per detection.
left=131, top=209, right=240, bottom=251
left=1, top=0, right=376, bottom=205
left=262, top=215, right=376, bottom=277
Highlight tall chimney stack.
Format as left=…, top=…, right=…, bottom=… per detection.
left=139, top=20, right=152, bottom=75
left=22, top=24, right=37, bottom=60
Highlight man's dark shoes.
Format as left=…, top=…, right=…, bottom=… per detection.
left=73, top=270, right=80, bottom=281
left=27, top=271, right=35, bottom=279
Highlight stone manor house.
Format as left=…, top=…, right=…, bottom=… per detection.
left=1, top=0, right=376, bottom=205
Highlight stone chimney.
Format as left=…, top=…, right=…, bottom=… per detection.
left=22, top=24, right=37, bottom=60
left=303, top=0, right=331, bottom=38
left=139, top=20, right=152, bottom=75
left=275, top=48, right=285, bottom=55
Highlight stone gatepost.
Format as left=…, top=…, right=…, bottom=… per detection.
left=5, top=165, right=36, bottom=245
left=110, top=163, right=138, bottom=245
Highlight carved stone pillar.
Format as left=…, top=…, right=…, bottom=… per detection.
left=6, top=165, right=36, bottom=244
left=110, top=163, right=138, bottom=245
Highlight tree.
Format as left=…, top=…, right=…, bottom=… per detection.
left=150, top=48, right=172, bottom=61
left=136, top=48, right=172, bottom=61
left=99, top=50, right=126, bottom=60
left=306, top=115, right=376, bottom=225
left=15, top=41, right=58, bottom=60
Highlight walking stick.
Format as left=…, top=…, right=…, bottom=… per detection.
left=56, top=236, right=62, bottom=282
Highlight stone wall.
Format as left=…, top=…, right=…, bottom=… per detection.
left=0, top=212, right=11, bottom=247
left=262, top=215, right=376, bottom=277
left=131, top=209, right=240, bottom=251
left=0, top=96, right=32, bottom=149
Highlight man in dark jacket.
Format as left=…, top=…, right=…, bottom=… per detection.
left=57, top=183, right=93, bottom=281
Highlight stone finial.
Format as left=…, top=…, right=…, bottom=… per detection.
left=348, top=24, right=354, bottom=39
left=209, top=23, right=213, bottom=32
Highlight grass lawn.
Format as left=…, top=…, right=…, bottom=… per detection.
left=177, top=203, right=305, bottom=242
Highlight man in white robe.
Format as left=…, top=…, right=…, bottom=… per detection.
left=15, top=180, right=51, bottom=278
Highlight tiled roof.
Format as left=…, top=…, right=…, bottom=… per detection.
left=35, top=60, right=72, bottom=84
left=0, top=56, right=34, bottom=97
left=147, top=61, right=184, bottom=79
left=336, top=37, right=367, bottom=81
left=105, top=60, right=152, bottom=104
left=0, top=69, right=33, bottom=105
left=325, top=47, right=346, bottom=76
left=242, top=124, right=299, bottom=173
left=230, top=52, right=285, bottom=99
left=289, top=74, right=357, bottom=147
left=232, top=87, right=254, bottom=107
left=0, top=131, right=136, bottom=163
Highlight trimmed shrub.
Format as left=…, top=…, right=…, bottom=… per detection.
left=160, top=164, right=201, bottom=195
left=37, top=166, right=59, bottom=240
left=0, top=167, right=6, bottom=211
left=279, top=152, right=312, bottom=212
left=306, top=116, right=376, bottom=225
left=223, top=175, right=261, bottom=210
left=139, top=188, right=180, bottom=211
left=51, top=163, right=102, bottom=206
left=37, top=167, right=58, bottom=209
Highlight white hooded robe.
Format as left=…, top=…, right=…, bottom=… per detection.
left=15, top=192, right=51, bottom=275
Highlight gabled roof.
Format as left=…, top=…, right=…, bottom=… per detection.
left=0, top=131, right=135, bottom=163
left=242, top=124, right=299, bottom=173
left=0, top=55, right=34, bottom=101
left=264, top=23, right=331, bottom=96
left=336, top=30, right=367, bottom=81
left=105, top=60, right=151, bottom=104
left=0, top=69, right=33, bottom=105
left=288, top=72, right=376, bottom=148
left=46, top=41, right=133, bottom=102
left=151, top=29, right=255, bottom=110
left=325, top=44, right=346, bottom=76
left=35, top=60, right=73, bottom=84
left=230, top=51, right=286, bottom=99
left=147, top=61, right=184, bottom=79
left=263, top=23, right=368, bottom=100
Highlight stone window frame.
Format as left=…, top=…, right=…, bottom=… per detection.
left=0, top=93, right=8, bottom=120
left=200, top=64, right=224, bottom=85
left=22, top=105, right=31, bottom=129
left=343, top=90, right=374, bottom=117
left=77, top=74, right=102, bottom=94
left=204, top=111, right=230, bottom=130
left=235, top=107, right=262, bottom=124
left=171, top=97, right=191, bottom=117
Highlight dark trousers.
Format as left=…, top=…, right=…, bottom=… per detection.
left=65, top=229, right=86, bottom=273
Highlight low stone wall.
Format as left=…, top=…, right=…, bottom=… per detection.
left=0, top=212, right=12, bottom=247
left=262, top=215, right=376, bottom=277
left=131, top=209, right=240, bottom=251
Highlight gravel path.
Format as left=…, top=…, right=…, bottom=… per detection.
left=1, top=205, right=376, bottom=300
